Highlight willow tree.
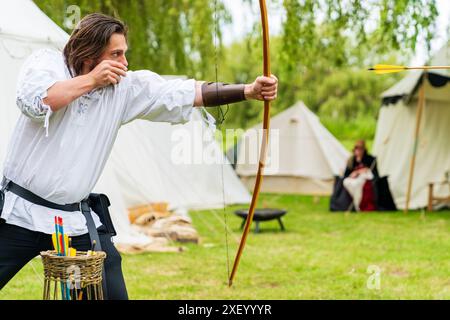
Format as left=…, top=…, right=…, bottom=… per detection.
left=34, top=0, right=230, bottom=79
left=221, top=0, right=440, bottom=127
left=34, top=0, right=440, bottom=128
left=278, top=0, right=439, bottom=110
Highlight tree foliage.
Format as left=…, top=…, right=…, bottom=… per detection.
left=34, top=0, right=441, bottom=132
left=35, top=0, right=230, bottom=79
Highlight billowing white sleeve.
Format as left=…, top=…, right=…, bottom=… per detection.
left=15, top=49, right=67, bottom=128
left=122, top=70, right=196, bottom=125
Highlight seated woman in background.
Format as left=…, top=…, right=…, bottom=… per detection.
left=343, top=140, right=379, bottom=211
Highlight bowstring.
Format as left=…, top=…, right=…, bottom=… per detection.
left=214, top=0, right=230, bottom=281
left=29, top=257, right=45, bottom=285
left=214, top=7, right=230, bottom=126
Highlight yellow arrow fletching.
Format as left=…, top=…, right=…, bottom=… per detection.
left=369, top=64, right=407, bottom=74
left=369, top=64, right=450, bottom=74
left=374, top=69, right=405, bottom=74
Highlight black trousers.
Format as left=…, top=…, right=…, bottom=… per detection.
left=0, top=222, right=128, bottom=300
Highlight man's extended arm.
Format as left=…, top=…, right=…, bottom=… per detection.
left=193, top=75, right=278, bottom=107
left=44, top=59, right=277, bottom=111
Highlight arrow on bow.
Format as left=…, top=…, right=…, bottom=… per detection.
left=228, top=0, right=271, bottom=287
left=368, top=64, right=450, bottom=74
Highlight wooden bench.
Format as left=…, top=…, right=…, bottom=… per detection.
left=234, top=208, right=287, bottom=233
left=427, top=180, right=450, bottom=211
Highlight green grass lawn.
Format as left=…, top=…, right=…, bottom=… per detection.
left=1, top=194, right=449, bottom=300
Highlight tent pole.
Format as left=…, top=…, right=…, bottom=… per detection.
left=404, top=72, right=427, bottom=213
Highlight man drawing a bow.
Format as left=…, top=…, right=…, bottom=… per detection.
left=0, top=13, right=278, bottom=299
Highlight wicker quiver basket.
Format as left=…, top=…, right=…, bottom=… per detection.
left=40, top=250, right=106, bottom=300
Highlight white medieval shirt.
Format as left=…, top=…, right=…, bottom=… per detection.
left=1, top=48, right=198, bottom=236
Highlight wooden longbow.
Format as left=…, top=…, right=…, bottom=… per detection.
left=228, top=0, right=272, bottom=287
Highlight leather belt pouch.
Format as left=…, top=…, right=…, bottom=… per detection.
left=88, top=193, right=117, bottom=236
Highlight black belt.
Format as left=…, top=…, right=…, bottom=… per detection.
left=8, top=181, right=85, bottom=211
left=4, top=180, right=102, bottom=251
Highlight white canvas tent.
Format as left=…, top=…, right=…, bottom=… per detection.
left=373, top=43, right=450, bottom=210
left=1, top=0, right=250, bottom=245
left=236, top=102, right=350, bottom=195
left=102, top=113, right=251, bottom=211
left=0, top=0, right=68, bottom=151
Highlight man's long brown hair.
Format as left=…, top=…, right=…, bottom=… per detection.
left=63, top=13, right=127, bottom=77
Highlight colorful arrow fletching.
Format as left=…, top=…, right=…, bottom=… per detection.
left=369, top=64, right=406, bottom=74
